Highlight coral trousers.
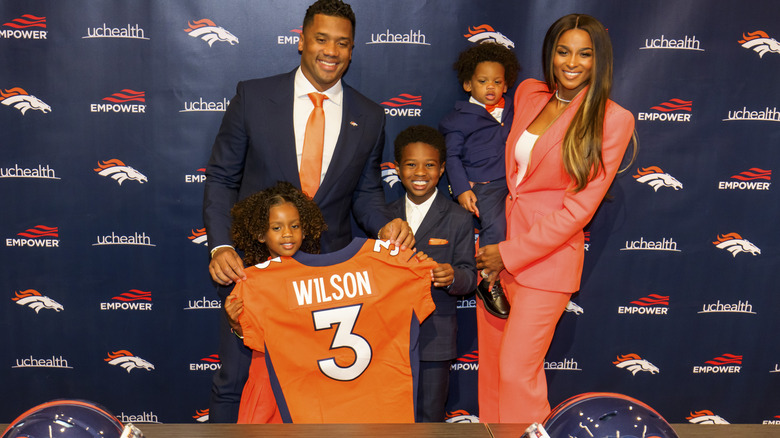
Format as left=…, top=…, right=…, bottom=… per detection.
left=476, top=281, right=571, bottom=423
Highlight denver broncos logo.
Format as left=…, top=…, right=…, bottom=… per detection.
left=712, top=233, right=760, bottom=257
left=12, top=289, right=63, bottom=313
left=444, top=409, right=480, bottom=423
left=94, top=159, right=148, bottom=185
left=381, top=162, right=400, bottom=188
left=1, top=87, right=51, bottom=115
left=104, top=350, right=155, bottom=373
left=189, top=228, right=208, bottom=245
left=192, top=409, right=209, bottom=423
left=633, top=166, right=683, bottom=191
left=738, top=30, right=780, bottom=58
left=686, top=410, right=729, bottom=424
left=185, top=19, right=238, bottom=46
left=613, top=353, right=659, bottom=375
left=565, top=300, right=584, bottom=315
left=463, top=24, right=514, bottom=49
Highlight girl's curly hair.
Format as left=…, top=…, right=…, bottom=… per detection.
left=230, top=181, right=327, bottom=265
left=454, top=42, right=520, bottom=89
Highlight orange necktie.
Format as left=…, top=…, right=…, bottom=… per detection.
left=300, top=92, right=327, bottom=197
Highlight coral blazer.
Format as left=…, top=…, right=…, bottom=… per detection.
left=498, top=79, right=635, bottom=293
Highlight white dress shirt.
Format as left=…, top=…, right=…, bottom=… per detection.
left=404, top=189, right=438, bottom=235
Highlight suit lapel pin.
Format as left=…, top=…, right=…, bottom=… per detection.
left=350, top=121, right=358, bottom=127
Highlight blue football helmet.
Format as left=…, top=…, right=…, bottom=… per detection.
left=1, top=399, right=144, bottom=438
left=538, top=392, right=678, bottom=438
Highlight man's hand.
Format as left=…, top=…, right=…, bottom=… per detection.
left=432, top=263, right=454, bottom=288
left=378, top=218, right=415, bottom=250
left=209, top=247, right=247, bottom=285
left=225, top=294, right=244, bottom=337
left=457, top=190, right=480, bottom=217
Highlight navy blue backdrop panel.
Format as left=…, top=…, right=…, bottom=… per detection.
left=2, top=0, right=779, bottom=426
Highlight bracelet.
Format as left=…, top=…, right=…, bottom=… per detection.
left=231, top=328, right=244, bottom=340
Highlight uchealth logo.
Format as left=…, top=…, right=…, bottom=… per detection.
left=184, top=295, right=221, bottom=310
left=13, top=289, right=63, bottom=313
left=544, top=357, right=581, bottom=371
left=738, top=30, right=780, bottom=58
left=1, top=87, right=51, bottom=115
left=94, top=159, right=148, bottom=185
left=723, top=105, right=779, bottom=122
left=13, top=355, right=72, bottom=369
left=698, top=299, right=755, bottom=315
left=633, top=166, right=682, bottom=191
left=712, top=233, right=760, bottom=257
left=380, top=162, right=400, bottom=188
left=116, top=411, right=160, bottom=424
left=637, top=98, right=692, bottom=122
left=463, top=24, right=514, bottom=49
left=192, top=409, right=209, bottom=423
left=618, top=294, right=669, bottom=315
left=185, top=19, right=238, bottom=46
left=0, top=164, right=59, bottom=180
left=367, top=28, right=428, bottom=45
left=613, top=354, right=659, bottom=375
left=189, top=228, right=208, bottom=246
left=692, top=354, right=742, bottom=374
left=180, top=97, right=230, bottom=113
left=1, top=14, right=47, bottom=39
left=105, top=350, right=155, bottom=373
left=83, top=23, right=148, bottom=40
left=622, top=236, right=679, bottom=252
left=190, top=354, right=221, bottom=371
left=641, top=33, right=702, bottom=51
left=90, top=89, right=146, bottom=113
left=718, top=168, right=771, bottom=190
left=6, top=225, right=59, bottom=248
left=94, top=231, right=154, bottom=247
left=445, top=410, right=479, bottom=423
left=381, top=94, right=421, bottom=117
left=450, top=350, right=478, bottom=371
left=687, top=410, right=729, bottom=424
left=100, top=290, right=152, bottom=311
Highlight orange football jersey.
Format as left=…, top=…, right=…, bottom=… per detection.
left=235, top=238, right=436, bottom=423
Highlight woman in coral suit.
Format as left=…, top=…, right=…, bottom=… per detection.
left=475, top=13, right=637, bottom=423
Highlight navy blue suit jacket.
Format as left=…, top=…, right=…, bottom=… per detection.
left=204, top=70, right=391, bottom=262
left=390, top=191, right=477, bottom=361
left=438, top=95, right=514, bottom=198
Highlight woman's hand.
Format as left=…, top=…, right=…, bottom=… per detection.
left=476, top=244, right=505, bottom=282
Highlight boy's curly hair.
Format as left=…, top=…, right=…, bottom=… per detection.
left=394, top=125, right=446, bottom=163
left=230, top=181, right=327, bottom=265
left=454, top=42, right=520, bottom=89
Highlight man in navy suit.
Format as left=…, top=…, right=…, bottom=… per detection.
left=203, top=0, right=413, bottom=422
left=389, top=125, right=477, bottom=422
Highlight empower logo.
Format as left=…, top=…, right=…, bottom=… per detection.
left=613, top=353, right=659, bottom=375
left=1, top=14, right=47, bottom=39
left=185, top=19, right=238, bottom=46
left=105, top=350, right=155, bottom=373
left=618, top=294, right=669, bottom=315
left=278, top=27, right=301, bottom=45
left=692, top=354, right=742, bottom=374
left=738, top=30, right=780, bottom=58
left=6, top=225, right=59, bottom=248
left=712, top=233, right=760, bottom=257
left=100, top=290, right=152, bottom=311
left=463, top=24, right=514, bottom=49
left=13, top=289, right=63, bottom=313
left=189, top=228, right=208, bottom=245
left=190, top=354, right=221, bottom=371
left=451, top=350, right=478, bottom=371
left=718, top=168, right=771, bottom=190
left=90, top=89, right=146, bottom=113
left=633, top=166, right=682, bottom=191
left=381, top=94, right=421, bottom=117
left=185, top=168, right=206, bottom=183
left=637, top=99, right=692, bottom=122
left=687, top=410, right=729, bottom=424
left=94, top=159, right=148, bottom=185
left=1, top=87, right=51, bottom=114
left=380, top=162, right=400, bottom=188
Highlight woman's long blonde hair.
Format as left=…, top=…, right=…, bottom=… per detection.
left=542, top=14, right=637, bottom=192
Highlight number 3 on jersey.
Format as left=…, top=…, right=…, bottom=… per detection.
left=312, top=304, right=373, bottom=381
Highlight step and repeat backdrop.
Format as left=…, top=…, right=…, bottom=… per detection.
left=2, top=0, right=779, bottom=426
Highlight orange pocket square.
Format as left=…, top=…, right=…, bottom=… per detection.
left=428, top=238, right=449, bottom=245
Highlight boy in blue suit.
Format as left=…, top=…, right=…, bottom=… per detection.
left=439, top=42, right=519, bottom=318
left=389, top=125, right=477, bottom=422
